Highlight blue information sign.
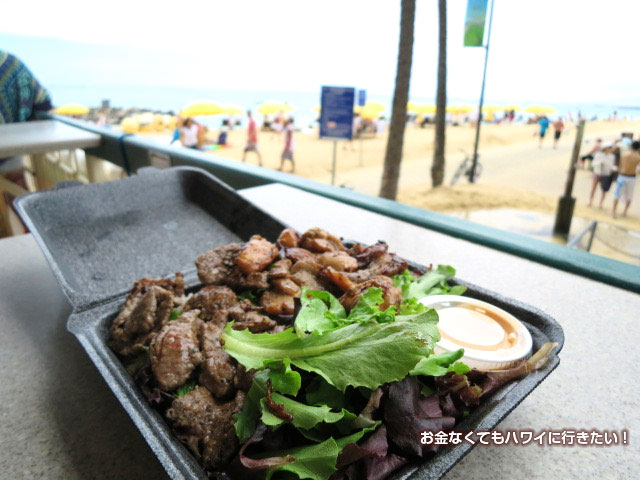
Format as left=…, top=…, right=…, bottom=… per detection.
left=358, top=89, right=366, bottom=107
left=319, top=86, right=355, bottom=140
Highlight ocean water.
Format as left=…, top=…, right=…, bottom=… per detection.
left=48, top=83, right=640, bottom=129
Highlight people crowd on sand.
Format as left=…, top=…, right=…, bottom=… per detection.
left=581, top=132, right=640, bottom=217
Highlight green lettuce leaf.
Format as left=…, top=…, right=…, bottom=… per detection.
left=263, top=358, right=302, bottom=396
left=295, top=287, right=346, bottom=336
left=344, top=287, right=396, bottom=324
left=264, top=425, right=379, bottom=480
left=410, top=348, right=470, bottom=377
left=223, top=309, right=440, bottom=391
left=393, top=266, right=466, bottom=300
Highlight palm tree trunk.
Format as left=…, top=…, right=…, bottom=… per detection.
left=432, top=0, right=447, bottom=187
left=379, top=0, right=416, bottom=200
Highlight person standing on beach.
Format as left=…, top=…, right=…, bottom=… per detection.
left=279, top=118, right=295, bottom=173
left=180, top=118, right=200, bottom=149
left=589, top=143, right=616, bottom=208
left=538, top=116, right=550, bottom=148
left=580, top=138, right=602, bottom=169
left=552, top=118, right=564, bottom=149
left=612, top=141, right=640, bottom=218
left=242, top=110, right=263, bottom=166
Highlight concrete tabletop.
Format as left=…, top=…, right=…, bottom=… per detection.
left=0, top=120, right=101, bottom=158
left=0, top=182, right=637, bottom=479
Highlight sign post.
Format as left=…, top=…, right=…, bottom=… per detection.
left=553, top=119, right=585, bottom=237
left=319, top=86, right=355, bottom=185
left=464, top=0, right=494, bottom=183
left=358, top=89, right=366, bottom=167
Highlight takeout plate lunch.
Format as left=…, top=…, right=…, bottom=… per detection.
left=15, top=166, right=564, bottom=480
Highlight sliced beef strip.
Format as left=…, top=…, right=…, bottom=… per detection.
left=185, top=286, right=238, bottom=325
left=198, top=322, right=237, bottom=398
left=351, top=241, right=389, bottom=268
left=228, top=301, right=277, bottom=333
left=241, top=271, right=270, bottom=290
left=300, top=227, right=346, bottom=253
left=150, top=310, right=202, bottom=391
left=268, top=259, right=292, bottom=279
left=196, top=243, right=242, bottom=285
left=339, top=275, right=403, bottom=312
left=320, top=266, right=356, bottom=292
left=166, top=387, right=245, bottom=470
left=284, top=247, right=317, bottom=263
left=318, top=251, right=358, bottom=272
left=289, top=260, right=326, bottom=291
left=260, top=290, right=295, bottom=316
left=277, top=228, right=300, bottom=248
left=109, top=285, right=174, bottom=357
left=235, top=235, right=279, bottom=274
left=272, top=277, right=301, bottom=297
left=346, top=252, right=409, bottom=284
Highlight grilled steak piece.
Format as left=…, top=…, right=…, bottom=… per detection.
left=260, top=290, right=295, bottom=316
left=235, top=235, right=279, bottom=274
left=352, top=241, right=389, bottom=268
left=241, top=271, right=270, bottom=290
left=320, top=266, right=356, bottom=292
left=284, top=247, right=317, bottom=263
left=196, top=243, right=242, bottom=285
left=300, top=227, right=346, bottom=253
left=268, top=259, right=292, bottom=279
left=339, top=275, right=403, bottom=312
left=109, top=285, right=174, bottom=357
left=277, top=228, right=300, bottom=248
left=318, top=251, right=358, bottom=272
left=198, top=322, right=236, bottom=398
left=150, top=311, right=202, bottom=391
left=346, top=253, right=409, bottom=283
left=166, top=387, right=245, bottom=470
left=272, top=277, right=301, bottom=297
left=289, top=260, right=326, bottom=291
left=185, top=286, right=238, bottom=325
left=229, top=306, right=277, bottom=333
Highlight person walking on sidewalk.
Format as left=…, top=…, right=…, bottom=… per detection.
left=242, top=110, right=263, bottom=166
left=612, top=141, right=640, bottom=218
left=279, top=118, right=295, bottom=173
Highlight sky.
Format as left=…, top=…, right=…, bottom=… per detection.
left=1, top=0, right=639, bottom=106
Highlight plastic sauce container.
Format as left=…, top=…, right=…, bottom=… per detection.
left=419, top=295, right=532, bottom=371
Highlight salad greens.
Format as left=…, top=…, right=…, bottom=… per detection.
left=222, top=266, right=467, bottom=480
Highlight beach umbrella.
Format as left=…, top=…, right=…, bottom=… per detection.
left=180, top=100, right=225, bottom=117
left=446, top=103, right=473, bottom=114
left=481, top=104, right=503, bottom=113
left=54, top=103, right=90, bottom=115
left=408, top=102, right=436, bottom=114
left=120, top=117, right=139, bottom=133
left=257, top=100, right=295, bottom=115
left=222, top=104, right=244, bottom=115
left=525, top=104, right=557, bottom=114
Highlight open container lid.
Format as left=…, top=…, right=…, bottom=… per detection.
left=419, top=294, right=533, bottom=370
left=15, top=167, right=287, bottom=311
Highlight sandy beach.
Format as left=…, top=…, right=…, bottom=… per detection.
left=198, top=119, right=640, bottom=231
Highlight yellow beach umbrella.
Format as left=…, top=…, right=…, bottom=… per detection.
left=446, top=103, right=472, bottom=114
left=257, top=100, right=295, bottom=115
left=54, top=103, right=90, bottom=115
left=481, top=104, right=503, bottom=113
left=222, top=104, right=244, bottom=115
left=525, top=104, right=557, bottom=115
left=120, top=117, right=139, bottom=134
left=408, top=102, right=436, bottom=114
left=180, top=100, right=225, bottom=117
